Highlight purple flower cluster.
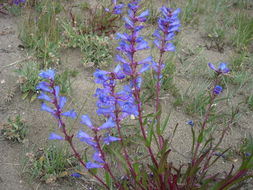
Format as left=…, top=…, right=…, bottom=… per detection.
left=153, top=7, right=180, bottom=52
left=115, top=0, right=151, bottom=90
left=36, top=69, right=77, bottom=140
left=152, top=7, right=180, bottom=74
left=105, top=1, right=124, bottom=15
left=208, top=62, right=230, bottom=96
left=37, top=69, right=77, bottom=120
left=208, top=62, right=230, bottom=74
left=94, top=65, right=138, bottom=119
left=37, top=69, right=122, bottom=170
left=213, top=85, right=223, bottom=95
left=13, top=0, right=25, bottom=5
left=76, top=113, right=121, bottom=168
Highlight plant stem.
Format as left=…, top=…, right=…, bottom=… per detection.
left=217, top=170, right=248, bottom=190
left=129, top=7, right=159, bottom=169
left=192, top=76, right=219, bottom=166
left=110, top=79, right=145, bottom=189
left=50, top=81, right=109, bottom=189
left=155, top=29, right=167, bottom=150
left=189, top=76, right=220, bottom=187
left=93, top=131, right=124, bottom=190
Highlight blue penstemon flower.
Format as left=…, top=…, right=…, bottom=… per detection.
left=152, top=7, right=181, bottom=76
left=37, top=69, right=78, bottom=127
left=213, top=85, right=223, bottom=95
left=208, top=62, right=230, bottom=74
left=105, top=1, right=124, bottom=15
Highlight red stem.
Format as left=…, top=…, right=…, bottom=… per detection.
left=217, top=170, right=247, bottom=190
left=129, top=9, right=159, bottom=169
left=155, top=29, right=167, bottom=150
left=93, top=131, right=124, bottom=190
left=50, top=81, right=109, bottom=189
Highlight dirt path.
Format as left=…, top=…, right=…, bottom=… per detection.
left=0, top=15, right=32, bottom=190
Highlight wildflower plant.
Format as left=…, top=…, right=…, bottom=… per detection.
left=69, top=0, right=125, bottom=35
left=1, top=115, right=27, bottom=143
left=37, top=0, right=253, bottom=189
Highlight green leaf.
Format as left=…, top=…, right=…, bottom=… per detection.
left=133, top=162, right=140, bottom=175
left=105, top=171, right=113, bottom=189
left=197, top=131, right=204, bottom=143
left=146, top=125, right=153, bottom=147
left=191, top=126, right=196, bottom=153
left=30, top=93, right=37, bottom=103
left=110, top=149, right=128, bottom=171
left=161, top=114, right=171, bottom=133
left=158, top=148, right=171, bottom=174
left=22, top=92, right=29, bottom=100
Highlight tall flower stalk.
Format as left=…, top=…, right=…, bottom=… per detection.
left=36, top=69, right=123, bottom=189
left=115, top=0, right=159, bottom=167
left=152, top=7, right=180, bottom=149
left=93, top=65, right=142, bottom=186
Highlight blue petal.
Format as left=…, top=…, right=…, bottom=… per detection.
left=86, top=161, right=103, bottom=169
left=76, top=130, right=97, bottom=147
left=245, top=152, right=251, bottom=157
left=134, top=25, right=144, bottom=32
left=128, top=2, right=139, bottom=11
left=54, top=86, right=60, bottom=99
left=128, top=9, right=134, bottom=18
left=70, top=173, right=82, bottom=178
left=115, top=55, right=128, bottom=64
left=154, top=39, right=161, bottom=49
left=208, top=63, right=217, bottom=71
left=48, top=132, right=64, bottom=140
left=94, top=69, right=109, bottom=84
left=93, top=152, right=105, bottom=163
left=138, top=10, right=149, bottom=18
left=61, top=109, right=77, bottom=119
left=213, top=85, right=223, bottom=95
left=36, top=82, right=52, bottom=93
left=80, top=115, right=93, bottom=128
left=113, top=3, right=124, bottom=14
left=39, top=69, right=55, bottom=80
left=97, top=107, right=115, bottom=117
left=139, top=63, right=150, bottom=74
left=37, top=93, right=52, bottom=102
left=219, top=62, right=230, bottom=73
left=104, top=135, right=121, bottom=145
left=137, top=10, right=149, bottom=22
left=136, top=76, right=142, bottom=89
left=153, top=30, right=161, bottom=39
left=98, top=117, right=115, bottom=130
left=113, top=64, right=121, bottom=73
left=138, top=56, right=153, bottom=65
left=136, top=40, right=149, bottom=51
left=186, top=120, right=194, bottom=127
left=123, top=63, right=132, bottom=75
left=164, top=43, right=175, bottom=51
left=173, top=8, right=181, bottom=17
left=124, top=17, right=134, bottom=28
left=59, top=96, right=67, bottom=109
left=76, top=130, right=93, bottom=140
left=165, top=33, right=175, bottom=41
left=41, top=103, right=55, bottom=114
left=116, top=33, right=128, bottom=40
